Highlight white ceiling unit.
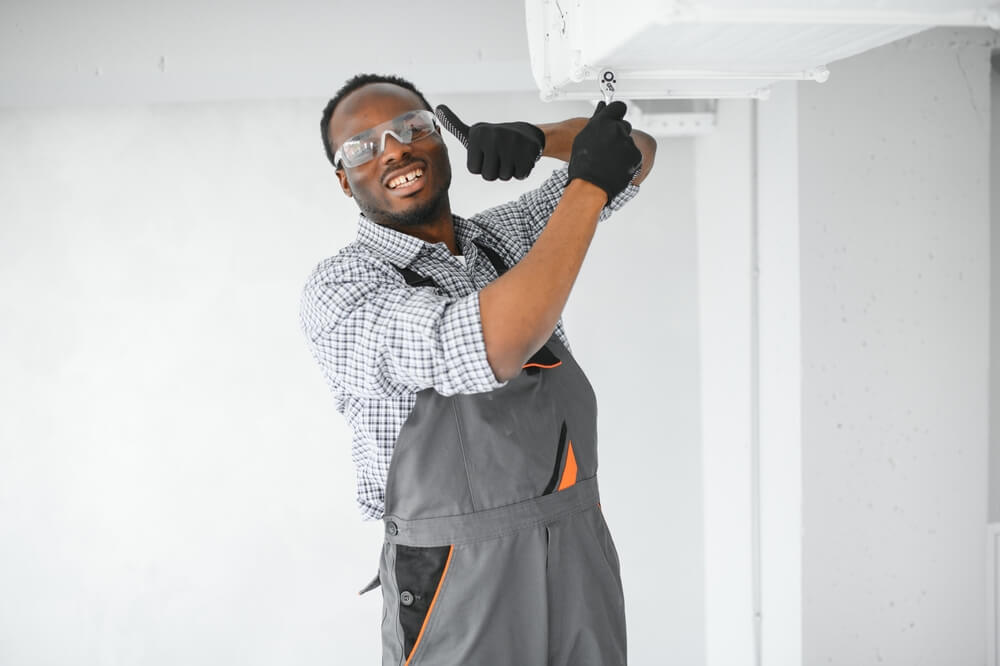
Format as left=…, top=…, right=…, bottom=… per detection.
left=525, top=0, right=1000, bottom=103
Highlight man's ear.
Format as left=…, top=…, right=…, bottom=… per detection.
left=336, top=169, right=353, bottom=198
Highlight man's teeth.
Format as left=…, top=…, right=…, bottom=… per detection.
left=388, top=168, right=424, bottom=189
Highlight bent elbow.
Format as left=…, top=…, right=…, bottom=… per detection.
left=485, top=349, right=522, bottom=384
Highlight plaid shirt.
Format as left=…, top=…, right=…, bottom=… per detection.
left=299, top=165, right=640, bottom=520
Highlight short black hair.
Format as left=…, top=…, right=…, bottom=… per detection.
left=320, top=73, right=433, bottom=169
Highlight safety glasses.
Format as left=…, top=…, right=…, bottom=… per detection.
left=334, top=109, right=439, bottom=169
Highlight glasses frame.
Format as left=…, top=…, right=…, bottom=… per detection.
left=334, top=109, right=439, bottom=169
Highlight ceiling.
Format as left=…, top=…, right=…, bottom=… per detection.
left=0, top=0, right=537, bottom=107
left=2, top=0, right=997, bottom=109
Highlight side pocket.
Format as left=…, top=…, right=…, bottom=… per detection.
left=597, top=508, right=622, bottom=577
left=395, top=544, right=454, bottom=664
left=586, top=507, right=624, bottom=606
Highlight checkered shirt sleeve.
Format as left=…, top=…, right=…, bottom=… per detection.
left=299, top=258, right=506, bottom=399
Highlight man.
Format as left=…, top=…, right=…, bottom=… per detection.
left=300, top=72, right=656, bottom=665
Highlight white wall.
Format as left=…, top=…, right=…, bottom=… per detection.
left=694, top=97, right=757, bottom=666
left=757, top=81, right=804, bottom=666
left=799, top=27, right=994, bottom=664
left=990, top=48, right=1000, bottom=526
left=0, top=91, right=705, bottom=663
left=988, top=42, right=1000, bottom=666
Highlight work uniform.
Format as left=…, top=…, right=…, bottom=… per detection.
left=299, top=165, right=640, bottom=665
left=370, top=242, right=626, bottom=666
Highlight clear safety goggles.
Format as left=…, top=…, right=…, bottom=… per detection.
left=334, top=109, right=439, bottom=169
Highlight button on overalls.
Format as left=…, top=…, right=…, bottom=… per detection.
left=364, top=240, right=626, bottom=666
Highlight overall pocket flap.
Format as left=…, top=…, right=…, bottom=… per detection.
left=523, top=344, right=562, bottom=370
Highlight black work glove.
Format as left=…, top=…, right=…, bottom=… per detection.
left=568, top=101, right=643, bottom=204
left=435, top=104, right=545, bottom=181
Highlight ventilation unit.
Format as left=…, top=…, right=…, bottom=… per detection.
left=525, top=0, right=1000, bottom=102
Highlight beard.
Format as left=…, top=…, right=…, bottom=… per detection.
left=356, top=166, right=451, bottom=230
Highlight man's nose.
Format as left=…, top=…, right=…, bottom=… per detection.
left=379, top=131, right=411, bottom=163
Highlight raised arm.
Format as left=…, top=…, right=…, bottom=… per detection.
left=477, top=102, right=644, bottom=381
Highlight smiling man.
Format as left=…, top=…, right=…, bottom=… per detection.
left=327, top=85, right=455, bottom=244
left=300, top=73, right=655, bottom=665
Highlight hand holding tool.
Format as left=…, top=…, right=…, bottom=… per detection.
left=567, top=100, right=642, bottom=203
left=598, top=69, right=643, bottom=186
left=435, top=105, right=546, bottom=181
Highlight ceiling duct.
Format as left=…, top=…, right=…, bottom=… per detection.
left=525, top=0, right=1000, bottom=105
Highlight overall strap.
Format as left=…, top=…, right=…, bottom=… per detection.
left=472, top=240, right=510, bottom=277
left=393, top=265, right=439, bottom=289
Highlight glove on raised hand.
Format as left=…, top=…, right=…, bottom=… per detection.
left=435, top=104, right=545, bottom=181
left=567, top=101, right=642, bottom=203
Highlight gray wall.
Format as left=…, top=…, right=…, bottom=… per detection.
left=799, top=27, right=994, bottom=664
left=0, top=92, right=704, bottom=664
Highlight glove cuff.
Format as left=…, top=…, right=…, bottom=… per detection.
left=567, top=167, right=624, bottom=204
left=530, top=124, right=546, bottom=153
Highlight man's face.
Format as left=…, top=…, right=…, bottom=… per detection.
left=329, top=83, right=451, bottom=229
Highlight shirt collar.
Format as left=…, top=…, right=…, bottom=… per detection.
left=356, top=213, right=485, bottom=268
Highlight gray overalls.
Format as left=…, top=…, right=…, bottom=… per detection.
left=363, top=240, right=626, bottom=665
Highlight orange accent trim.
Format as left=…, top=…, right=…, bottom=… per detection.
left=405, top=545, right=454, bottom=666
left=557, top=441, right=578, bottom=491
left=522, top=360, right=563, bottom=369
